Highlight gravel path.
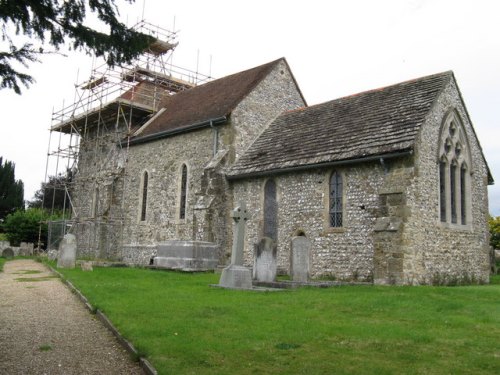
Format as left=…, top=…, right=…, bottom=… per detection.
left=0, top=259, right=144, bottom=375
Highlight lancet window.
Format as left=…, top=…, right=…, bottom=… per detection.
left=438, top=111, right=470, bottom=225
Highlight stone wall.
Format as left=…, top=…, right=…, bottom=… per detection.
left=231, top=161, right=403, bottom=281
left=224, top=59, right=306, bottom=163
left=402, top=78, right=491, bottom=284
left=114, top=60, right=304, bottom=263
left=71, top=118, right=129, bottom=260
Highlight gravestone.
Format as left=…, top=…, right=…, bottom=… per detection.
left=81, top=261, right=93, bottom=271
left=253, top=237, right=277, bottom=282
left=19, top=242, right=34, bottom=256
left=47, top=249, right=58, bottom=261
left=57, top=234, right=77, bottom=269
left=291, top=236, right=311, bottom=282
left=219, top=202, right=253, bottom=289
left=2, top=247, right=14, bottom=258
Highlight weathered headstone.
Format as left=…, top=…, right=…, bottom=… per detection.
left=1, top=247, right=14, bottom=258
left=253, top=237, right=277, bottom=282
left=57, top=234, right=77, bottom=269
left=81, top=261, right=93, bottom=271
left=47, top=249, right=58, bottom=261
left=291, top=236, right=311, bottom=282
left=219, top=202, right=253, bottom=289
left=19, top=242, right=34, bottom=256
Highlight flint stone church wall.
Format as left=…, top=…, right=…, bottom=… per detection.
left=76, top=62, right=305, bottom=264
left=232, top=160, right=405, bottom=281
left=401, top=78, right=490, bottom=284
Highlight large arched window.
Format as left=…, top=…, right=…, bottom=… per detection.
left=179, top=164, right=188, bottom=220
left=140, top=171, right=148, bottom=221
left=263, top=179, right=278, bottom=241
left=438, top=111, right=471, bottom=225
left=329, top=171, right=343, bottom=227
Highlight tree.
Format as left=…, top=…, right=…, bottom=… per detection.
left=0, top=156, right=24, bottom=222
left=489, top=215, right=500, bottom=250
left=0, top=0, right=154, bottom=94
left=1, top=207, right=61, bottom=247
left=28, top=170, right=73, bottom=213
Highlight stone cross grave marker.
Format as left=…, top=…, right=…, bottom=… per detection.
left=230, top=202, right=249, bottom=266
left=218, top=201, right=253, bottom=289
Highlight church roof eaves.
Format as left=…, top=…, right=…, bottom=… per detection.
left=129, top=58, right=288, bottom=141
left=227, top=71, right=453, bottom=179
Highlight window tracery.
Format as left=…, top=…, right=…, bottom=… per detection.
left=438, top=112, right=471, bottom=225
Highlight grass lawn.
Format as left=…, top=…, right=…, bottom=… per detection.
left=52, top=264, right=499, bottom=375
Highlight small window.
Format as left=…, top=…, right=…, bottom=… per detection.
left=450, top=162, right=457, bottom=224
left=439, top=160, right=447, bottom=222
left=263, top=179, right=278, bottom=241
left=140, top=171, right=148, bottom=221
left=460, top=164, right=467, bottom=225
left=329, top=171, right=343, bottom=227
left=179, top=164, right=188, bottom=219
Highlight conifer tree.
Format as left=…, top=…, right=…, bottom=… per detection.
left=0, top=156, right=24, bottom=221
left=0, top=0, right=154, bottom=93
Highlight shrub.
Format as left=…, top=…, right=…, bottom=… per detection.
left=1, top=208, right=63, bottom=248
left=489, top=215, right=500, bottom=249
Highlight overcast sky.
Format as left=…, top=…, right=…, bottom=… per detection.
left=1, top=0, right=499, bottom=215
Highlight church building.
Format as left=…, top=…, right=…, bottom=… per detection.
left=58, top=57, right=493, bottom=285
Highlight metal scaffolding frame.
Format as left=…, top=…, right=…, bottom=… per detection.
left=43, top=20, right=212, bottom=252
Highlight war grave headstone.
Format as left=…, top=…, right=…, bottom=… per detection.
left=291, top=236, right=311, bottom=282
left=57, top=234, right=77, bottom=269
left=219, top=202, right=253, bottom=289
left=253, top=237, right=277, bottom=282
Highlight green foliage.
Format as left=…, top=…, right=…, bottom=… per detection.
left=2, top=208, right=61, bottom=247
left=0, top=0, right=154, bottom=93
left=0, top=257, right=5, bottom=271
left=489, top=215, right=500, bottom=249
left=0, top=157, right=24, bottom=222
left=28, top=171, right=72, bottom=211
left=54, top=266, right=500, bottom=375
left=0, top=232, right=7, bottom=241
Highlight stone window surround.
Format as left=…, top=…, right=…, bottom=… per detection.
left=138, top=169, right=149, bottom=223
left=324, top=169, right=346, bottom=233
left=437, top=109, right=472, bottom=230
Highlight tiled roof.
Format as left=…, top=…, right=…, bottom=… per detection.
left=131, top=58, right=285, bottom=140
left=227, top=71, right=453, bottom=178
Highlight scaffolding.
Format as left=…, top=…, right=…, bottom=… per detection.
left=43, top=20, right=212, bottom=254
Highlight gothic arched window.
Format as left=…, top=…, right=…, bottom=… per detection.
left=329, top=171, right=343, bottom=227
left=140, top=171, right=148, bottom=221
left=263, top=179, right=278, bottom=241
left=438, top=111, right=471, bottom=225
left=179, top=164, right=188, bottom=220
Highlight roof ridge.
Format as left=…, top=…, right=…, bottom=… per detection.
left=302, top=71, right=453, bottom=111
